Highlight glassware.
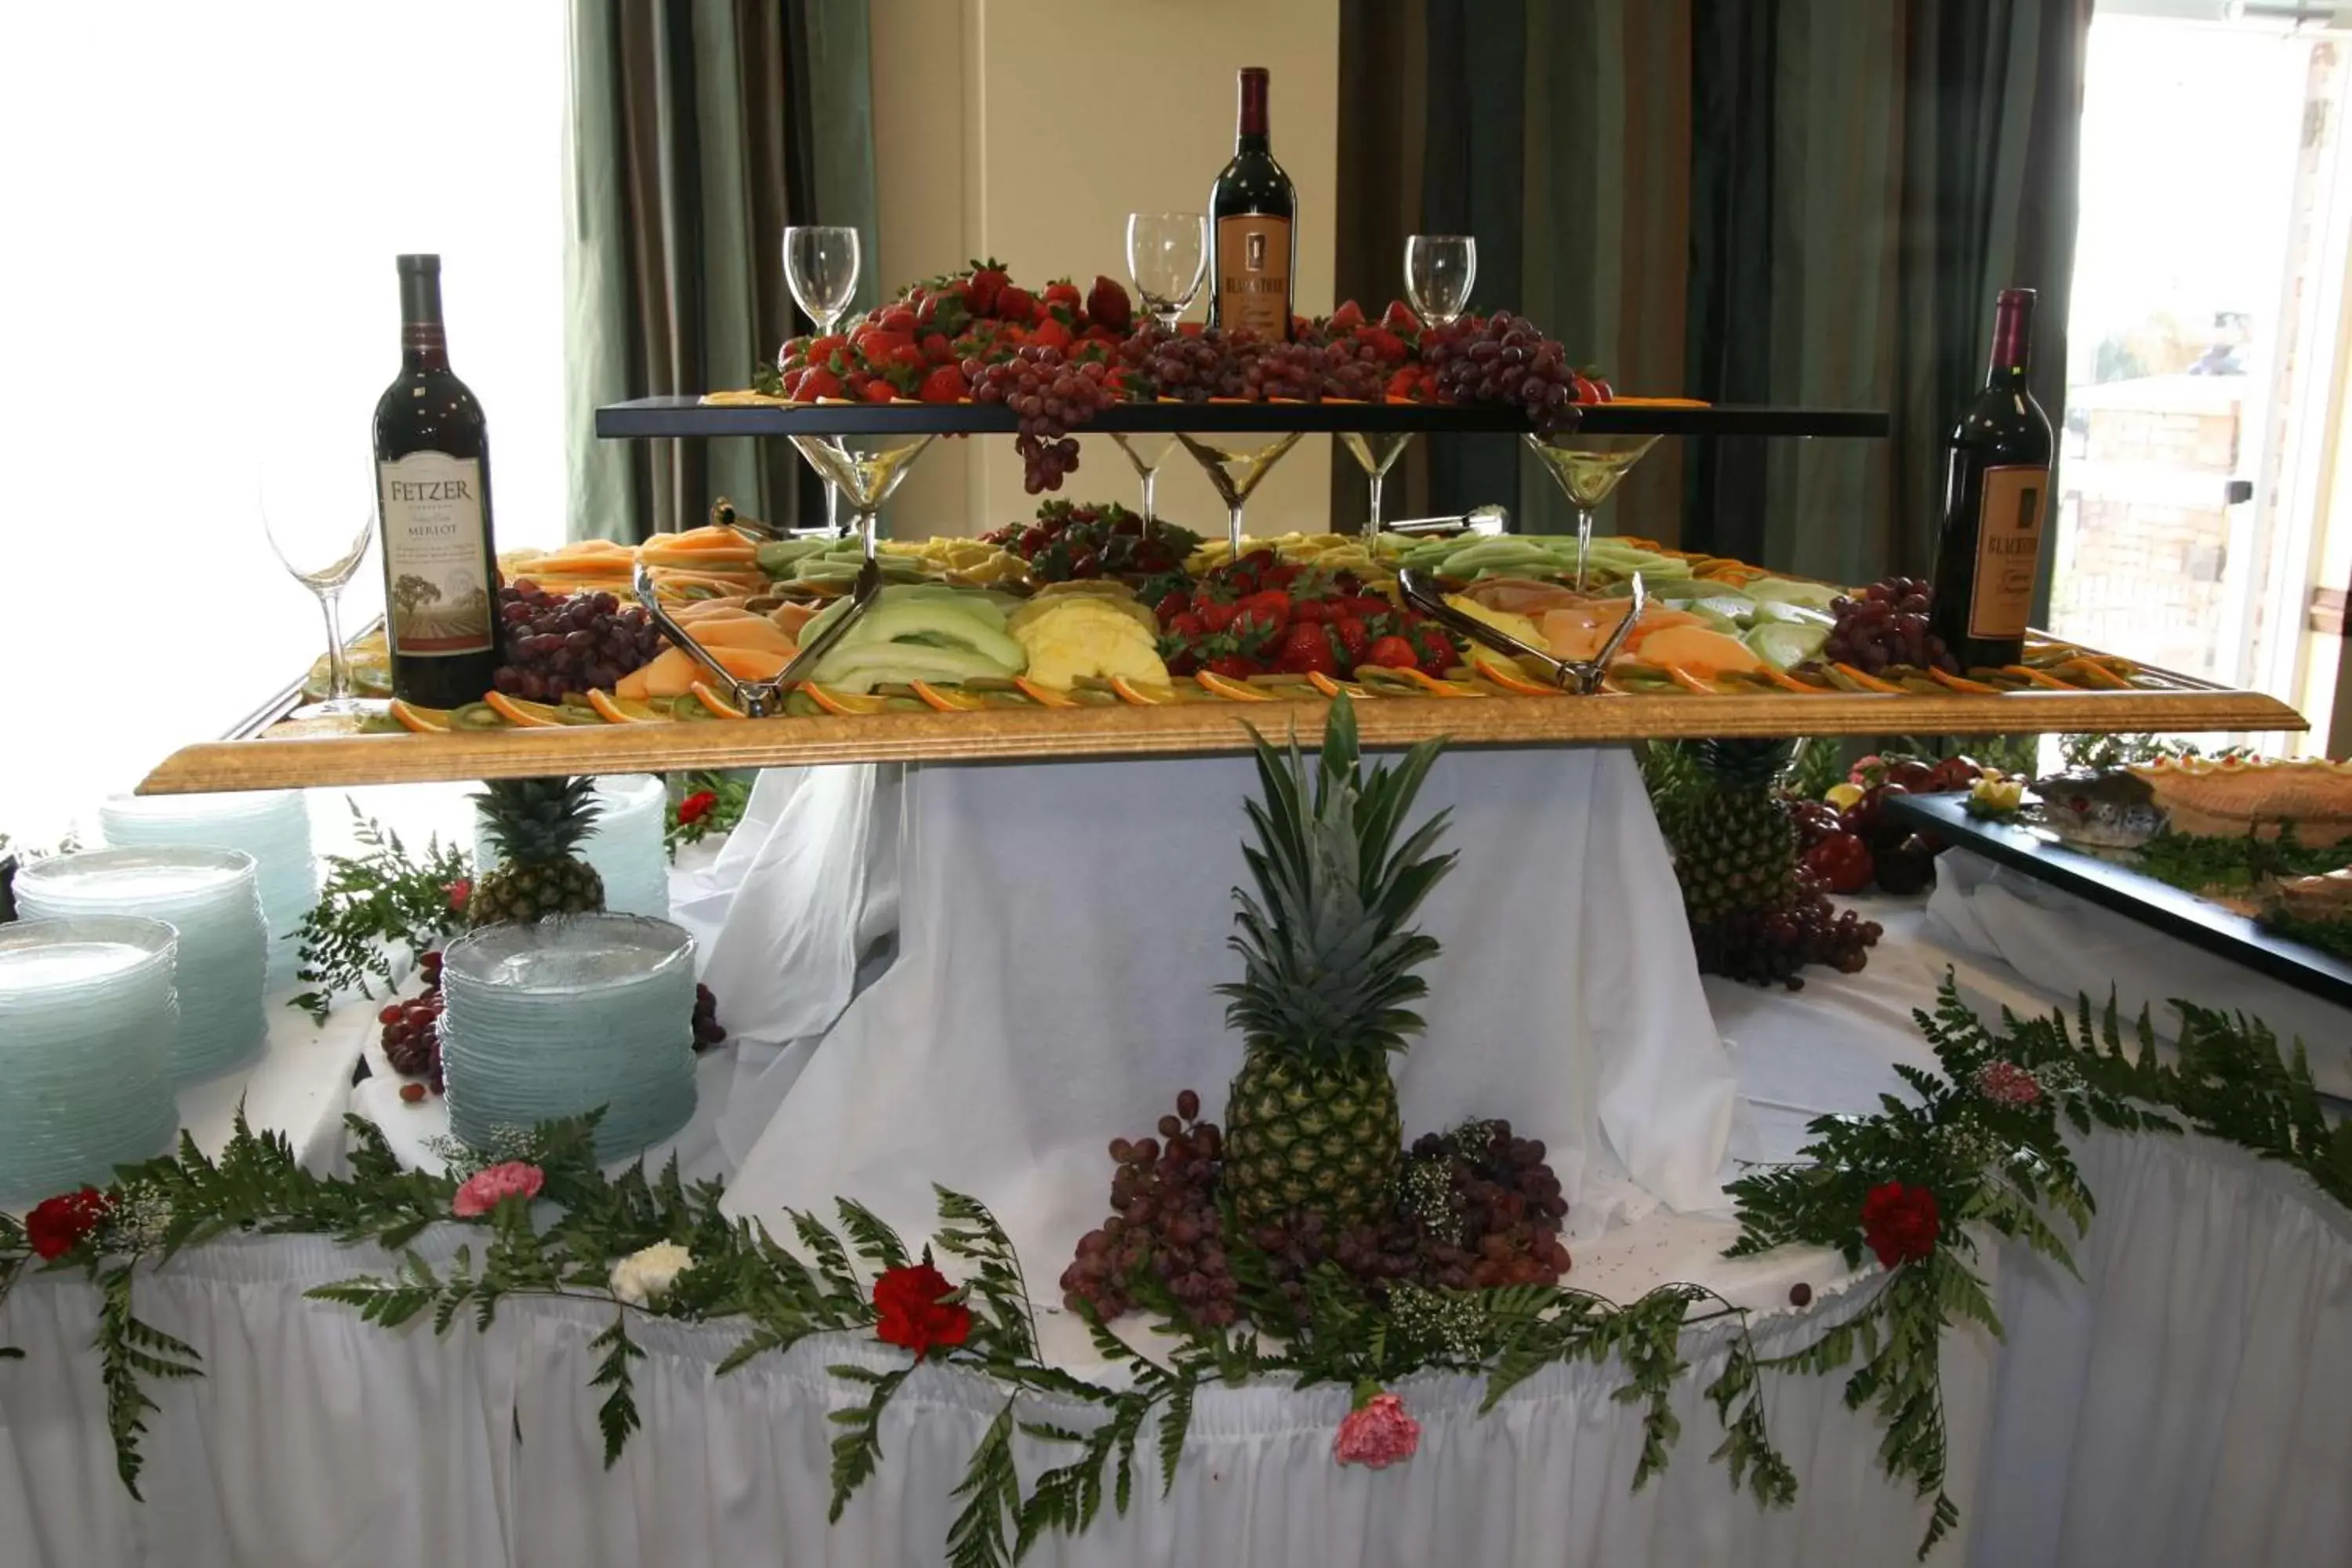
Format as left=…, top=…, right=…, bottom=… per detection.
left=1176, top=432, right=1305, bottom=558
left=99, top=790, right=318, bottom=992
left=439, top=913, right=699, bottom=1162
left=1339, top=432, right=1410, bottom=541
left=14, top=848, right=268, bottom=1083
left=260, top=456, right=378, bottom=719
left=1524, top=430, right=1665, bottom=591
left=1111, top=434, right=1178, bottom=529
left=1127, top=212, right=1210, bottom=330
left=0, top=916, right=180, bottom=1203
left=782, top=225, right=865, bottom=535
left=786, top=434, right=937, bottom=563
left=1405, top=234, right=1478, bottom=328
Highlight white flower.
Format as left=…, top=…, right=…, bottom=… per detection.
left=610, top=1240, right=695, bottom=1307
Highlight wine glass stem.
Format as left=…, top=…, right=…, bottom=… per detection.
left=1575, top=508, right=1595, bottom=593
left=825, top=482, right=844, bottom=537
left=318, top=590, right=350, bottom=700
left=1139, top=466, right=1157, bottom=532
left=1228, top=503, right=1245, bottom=561
left=1365, top=472, right=1385, bottom=543
left=858, top=506, right=879, bottom=564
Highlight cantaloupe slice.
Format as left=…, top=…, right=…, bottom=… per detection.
left=1632, top=624, right=1765, bottom=679
left=680, top=617, right=795, bottom=655
left=615, top=644, right=790, bottom=700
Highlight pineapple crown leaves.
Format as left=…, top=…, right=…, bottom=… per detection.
left=472, top=775, right=603, bottom=862
left=1218, top=695, right=1458, bottom=1070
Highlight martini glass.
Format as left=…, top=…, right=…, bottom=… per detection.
left=786, top=433, right=935, bottom=564
left=1339, top=432, right=1409, bottom=542
left=1524, top=430, right=1663, bottom=592
left=1176, top=432, right=1304, bottom=559
left=1110, top=434, right=1177, bottom=532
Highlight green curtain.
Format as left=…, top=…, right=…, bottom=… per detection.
left=1335, top=0, right=2090, bottom=583
left=564, top=0, right=878, bottom=545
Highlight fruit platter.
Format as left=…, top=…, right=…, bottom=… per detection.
left=1884, top=746, right=2352, bottom=1007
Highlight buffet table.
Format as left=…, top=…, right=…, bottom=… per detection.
left=5, top=789, right=2350, bottom=1566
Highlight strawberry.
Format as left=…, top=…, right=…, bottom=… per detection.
left=1029, top=317, right=1074, bottom=353
left=1365, top=634, right=1419, bottom=670
left=1359, top=326, right=1407, bottom=365
left=921, top=332, right=952, bottom=362
left=968, top=261, right=1010, bottom=314
left=1167, top=611, right=1205, bottom=639
left=1410, top=625, right=1457, bottom=677
left=1163, top=646, right=1200, bottom=677
left=853, top=327, right=916, bottom=365
left=1198, top=599, right=1241, bottom=634
left=917, top=365, right=967, bottom=403
left=1086, top=274, right=1132, bottom=332
left=860, top=378, right=898, bottom=403
left=797, top=367, right=843, bottom=400
left=1327, top=299, right=1366, bottom=333
left=886, top=342, right=926, bottom=373
left=1385, top=366, right=1421, bottom=401
left=1236, top=588, right=1290, bottom=626
left=1379, top=300, right=1421, bottom=334
left=877, top=305, right=918, bottom=336
left=1276, top=622, right=1339, bottom=677
left=1203, top=654, right=1261, bottom=680
left=1289, top=597, right=1331, bottom=624
left=1042, top=279, right=1082, bottom=312
left=1569, top=371, right=1600, bottom=404
left=1331, top=616, right=1370, bottom=667
left=1153, top=588, right=1191, bottom=625
left=996, top=285, right=1035, bottom=321
left=805, top=333, right=847, bottom=366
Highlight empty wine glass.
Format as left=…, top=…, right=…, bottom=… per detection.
left=1111, top=434, right=1177, bottom=531
left=1340, top=432, right=1409, bottom=542
left=260, top=458, right=378, bottom=718
left=1127, top=212, right=1209, bottom=330
left=1176, top=432, right=1304, bottom=560
left=783, top=225, right=863, bottom=535
left=1405, top=235, right=1477, bottom=328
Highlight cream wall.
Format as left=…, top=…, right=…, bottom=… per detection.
left=870, top=0, right=1339, bottom=539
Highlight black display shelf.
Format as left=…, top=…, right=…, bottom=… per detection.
left=1889, top=789, right=2352, bottom=1011
left=593, top=396, right=1890, bottom=441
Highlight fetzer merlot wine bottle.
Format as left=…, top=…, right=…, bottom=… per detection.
left=1209, top=66, right=1296, bottom=341
left=1929, top=287, right=2054, bottom=670
left=373, top=253, right=500, bottom=710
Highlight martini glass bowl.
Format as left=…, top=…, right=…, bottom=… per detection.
left=1339, top=431, right=1410, bottom=542
left=1175, top=431, right=1304, bottom=559
left=1524, top=430, right=1663, bottom=591
left=1110, top=434, right=1177, bottom=532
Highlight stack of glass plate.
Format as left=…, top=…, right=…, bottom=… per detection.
left=15, top=848, right=269, bottom=1084
left=0, top=916, right=180, bottom=1203
left=474, top=774, right=670, bottom=920
left=99, top=791, right=318, bottom=991
left=438, top=913, right=697, bottom=1163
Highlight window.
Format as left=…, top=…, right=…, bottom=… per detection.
left=0, top=2, right=565, bottom=840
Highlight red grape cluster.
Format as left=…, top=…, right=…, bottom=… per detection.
left=691, top=983, right=726, bottom=1051
left=1420, top=312, right=1579, bottom=432
left=1123, top=325, right=1262, bottom=401
left=969, top=345, right=1117, bottom=493
left=1823, top=578, right=1958, bottom=676
left=379, top=949, right=445, bottom=1093
left=494, top=584, right=665, bottom=702
left=1060, top=1090, right=1240, bottom=1326
left=1689, top=885, right=1882, bottom=989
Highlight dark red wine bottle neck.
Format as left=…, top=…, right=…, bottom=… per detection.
left=1236, top=67, right=1269, bottom=148
left=1987, top=288, right=2034, bottom=387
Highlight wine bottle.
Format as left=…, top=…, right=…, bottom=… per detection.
left=1929, top=287, right=2055, bottom=670
left=1209, top=66, right=1296, bottom=341
left=372, top=254, right=500, bottom=710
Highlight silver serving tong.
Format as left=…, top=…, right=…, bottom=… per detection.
left=1385, top=503, right=1509, bottom=537
left=630, top=557, right=884, bottom=717
left=710, top=498, right=775, bottom=543
left=1396, top=567, right=1646, bottom=695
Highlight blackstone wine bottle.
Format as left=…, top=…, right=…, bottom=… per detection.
left=1209, top=67, right=1296, bottom=340
left=1929, top=287, right=2055, bottom=670
left=372, top=253, right=500, bottom=710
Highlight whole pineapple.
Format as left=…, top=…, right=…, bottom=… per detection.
left=1220, top=695, right=1457, bottom=1232
left=468, top=776, right=606, bottom=926
left=1653, top=739, right=1799, bottom=921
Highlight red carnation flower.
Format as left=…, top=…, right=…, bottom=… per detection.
left=27, top=1186, right=114, bottom=1260
left=677, top=789, right=720, bottom=827
left=872, top=1260, right=972, bottom=1356
left=445, top=878, right=471, bottom=914
left=1860, top=1181, right=1940, bottom=1270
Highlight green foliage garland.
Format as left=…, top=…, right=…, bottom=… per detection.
left=289, top=800, right=471, bottom=1022
left=3, top=981, right=2347, bottom=1560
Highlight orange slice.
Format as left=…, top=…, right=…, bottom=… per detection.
left=1661, top=666, right=1719, bottom=695
left=387, top=699, right=452, bottom=733
left=688, top=680, right=750, bottom=720
left=482, top=691, right=568, bottom=728
left=1012, top=676, right=1078, bottom=708
left=1830, top=662, right=1904, bottom=695
left=909, top=680, right=989, bottom=713
left=1305, top=671, right=1371, bottom=701
left=1109, top=675, right=1176, bottom=705
left=1380, top=666, right=1483, bottom=699
left=586, top=689, right=666, bottom=724
left=800, top=682, right=891, bottom=717
left=1753, top=664, right=1828, bottom=694
left=1926, top=667, right=2002, bottom=696
left=1195, top=670, right=1274, bottom=702
left=1471, top=655, right=1559, bottom=697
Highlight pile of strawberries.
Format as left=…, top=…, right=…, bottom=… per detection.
left=980, top=499, right=1196, bottom=583
left=1151, top=550, right=1461, bottom=681
left=771, top=260, right=1136, bottom=405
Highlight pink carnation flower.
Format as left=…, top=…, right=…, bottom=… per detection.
left=1973, top=1061, right=2042, bottom=1108
left=452, top=1160, right=545, bottom=1218
left=1334, top=1392, right=1421, bottom=1468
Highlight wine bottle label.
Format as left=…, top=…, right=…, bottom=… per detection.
left=1216, top=215, right=1292, bottom=338
left=377, top=451, right=495, bottom=657
left=1967, top=464, right=2049, bottom=641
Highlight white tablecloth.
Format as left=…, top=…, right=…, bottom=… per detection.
left=5, top=796, right=2351, bottom=1566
